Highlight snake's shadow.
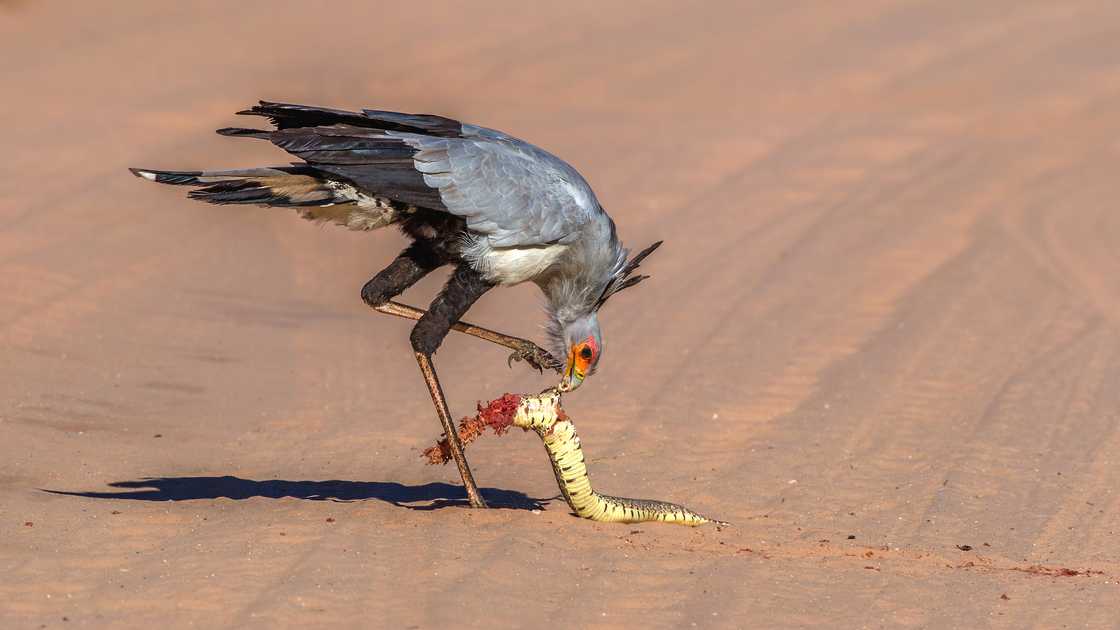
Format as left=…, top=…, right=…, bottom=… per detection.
left=44, top=475, right=550, bottom=511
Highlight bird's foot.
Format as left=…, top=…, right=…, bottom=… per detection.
left=507, top=342, right=562, bottom=374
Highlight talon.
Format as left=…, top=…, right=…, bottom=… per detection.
left=507, top=342, right=560, bottom=374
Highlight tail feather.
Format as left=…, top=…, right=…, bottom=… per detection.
left=129, top=166, right=409, bottom=231
left=128, top=100, right=462, bottom=231
left=128, top=167, right=204, bottom=185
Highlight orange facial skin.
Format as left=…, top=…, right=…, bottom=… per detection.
left=561, top=335, right=599, bottom=392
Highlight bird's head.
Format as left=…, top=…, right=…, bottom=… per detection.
left=556, top=313, right=602, bottom=393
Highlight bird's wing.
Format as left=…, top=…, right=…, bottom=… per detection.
left=258, top=124, right=448, bottom=211
left=229, top=102, right=597, bottom=247
left=396, top=130, right=596, bottom=247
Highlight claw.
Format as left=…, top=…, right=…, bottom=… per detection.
left=507, top=343, right=560, bottom=374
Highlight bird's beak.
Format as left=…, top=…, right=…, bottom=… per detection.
left=558, top=350, right=584, bottom=392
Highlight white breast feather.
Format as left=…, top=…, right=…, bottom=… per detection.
left=466, top=241, right=568, bottom=285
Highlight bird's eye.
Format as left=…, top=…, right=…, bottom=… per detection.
left=579, top=346, right=593, bottom=360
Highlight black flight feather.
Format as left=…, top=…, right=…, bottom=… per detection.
left=237, top=101, right=465, bottom=138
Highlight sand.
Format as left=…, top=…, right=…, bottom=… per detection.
left=2, top=1, right=1119, bottom=627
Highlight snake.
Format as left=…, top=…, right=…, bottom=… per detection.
left=445, top=387, right=725, bottom=524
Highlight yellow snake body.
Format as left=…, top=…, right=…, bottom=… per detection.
left=511, top=391, right=718, bottom=526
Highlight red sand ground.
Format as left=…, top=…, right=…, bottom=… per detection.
left=2, top=1, right=1119, bottom=627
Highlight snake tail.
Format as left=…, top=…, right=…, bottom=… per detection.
left=421, top=387, right=725, bottom=524
left=422, top=391, right=723, bottom=526
left=511, top=391, right=721, bottom=526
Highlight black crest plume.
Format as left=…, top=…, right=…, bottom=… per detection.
left=595, top=240, right=663, bottom=310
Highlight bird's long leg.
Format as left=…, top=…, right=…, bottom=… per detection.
left=362, top=246, right=492, bottom=507
left=409, top=262, right=497, bottom=508
left=362, top=245, right=559, bottom=373
left=362, top=244, right=488, bottom=504
left=370, top=301, right=561, bottom=373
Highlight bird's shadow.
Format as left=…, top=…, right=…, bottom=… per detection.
left=44, top=475, right=553, bottom=512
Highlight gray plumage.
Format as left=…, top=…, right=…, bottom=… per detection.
left=131, top=101, right=660, bottom=384
left=402, top=127, right=594, bottom=247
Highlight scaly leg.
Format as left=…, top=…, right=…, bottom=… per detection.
left=413, top=352, right=486, bottom=507
left=372, top=301, right=561, bottom=373
left=362, top=244, right=489, bottom=504
left=408, top=262, right=498, bottom=508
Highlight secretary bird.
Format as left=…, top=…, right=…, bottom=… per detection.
left=130, top=102, right=661, bottom=508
